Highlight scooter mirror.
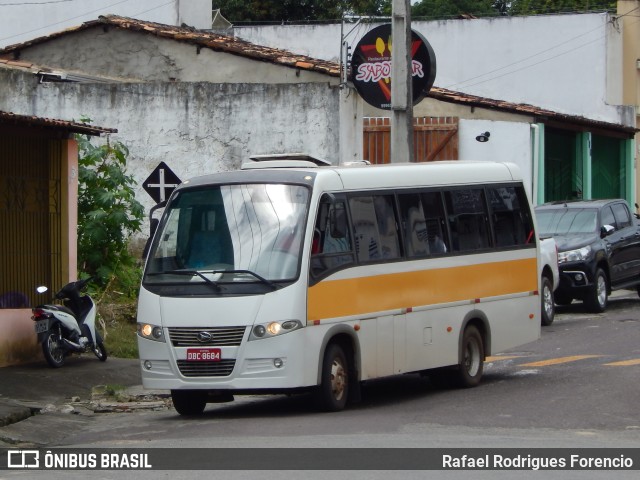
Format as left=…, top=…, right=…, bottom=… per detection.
left=36, top=286, right=48, bottom=294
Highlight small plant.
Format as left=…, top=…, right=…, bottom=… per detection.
left=76, top=121, right=144, bottom=288
left=102, top=315, right=139, bottom=359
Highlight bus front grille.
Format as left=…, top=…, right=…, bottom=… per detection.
left=176, top=359, right=236, bottom=377
left=168, top=327, right=246, bottom=347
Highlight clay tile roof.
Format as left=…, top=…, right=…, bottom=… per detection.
left=0, top=110, right=116, bottom=136
left=428, top=87, right=637, bottom=135
left=0, top=15, right=341, bottom=78
left=0, top=15, right=633, bottom=135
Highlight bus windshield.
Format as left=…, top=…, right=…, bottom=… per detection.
left=144, top=183, right=310, bottom=287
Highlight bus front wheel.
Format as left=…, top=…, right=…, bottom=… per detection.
left=171, top=390, right=207, bottom=416
left=314, top=343, right=349, bottom=412
left=454, top=325, right=484, bottom=388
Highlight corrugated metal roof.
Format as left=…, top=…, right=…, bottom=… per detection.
left=0, top=110, right=116, bottom=136
left=0, top=15, right=341, bottom=78
left=0, top=57, right=130, bottom=83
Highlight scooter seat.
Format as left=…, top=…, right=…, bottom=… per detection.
left=44, top=304, right=76, bottom=317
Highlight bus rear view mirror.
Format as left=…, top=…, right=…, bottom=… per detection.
left=142, top=219, right=159, bottom=259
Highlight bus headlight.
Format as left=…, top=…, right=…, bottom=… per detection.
left=249, top=320, right=303, bottom=341
left=137, top=323, right=166, bottom=343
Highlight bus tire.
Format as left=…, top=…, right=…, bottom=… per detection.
left=454, top=325, right=484, bottom=388
left=314, top=343, right=349, bottom=412
left=541, top=275, right=555, bottom=326
left=171, top=390, right=207, bottom=416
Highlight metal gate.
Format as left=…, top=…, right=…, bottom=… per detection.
left=0, top=134, right=62, bottom=308
left=363, top=117, right=459, bottom=164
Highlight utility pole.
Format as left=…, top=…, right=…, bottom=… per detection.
left=391, top=0, right=414, bottom=163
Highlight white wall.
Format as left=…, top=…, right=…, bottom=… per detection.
left=235, top=13, right=629, bottom=126
left=459, top=119, right=533, bottom=197
left=0, top=69, right=340, bottom=249
left=8, top=27, right=338, bottom=85
left=0, top=0, right=211, bottom=48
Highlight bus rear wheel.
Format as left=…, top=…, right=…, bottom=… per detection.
left=454, top=325, right=484, bottom=388
left=171, top=390, right=207, bottom=416
left=314, top=343, right=349, bottom=412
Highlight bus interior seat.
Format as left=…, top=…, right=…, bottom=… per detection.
left=351, top=197, right=381, bottom=261
left=425, top=218, right=447, bottom=253
left=186, top=230, right=219, bottom=268
left=186, top=209, right=234, bottom=268
left=406, top=206, right=429, bottom=257
left=494, top=213, right=517, bottom=247
left=455, top=215, right=485, bottom=251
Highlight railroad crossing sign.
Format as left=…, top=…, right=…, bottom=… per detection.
left=143, top=162, right=181, bottom=203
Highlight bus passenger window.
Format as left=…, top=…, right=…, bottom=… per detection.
left=398, top=193, right=429, bottom=257
left=310, top=198, right=354, bottom=278
left=420, top=191, right=449, bottom=255
left=487, top=186, right=534, bottom=247
left=445, top=189, right=490, bottom=252
left=350, top=195, right=400, bottom=261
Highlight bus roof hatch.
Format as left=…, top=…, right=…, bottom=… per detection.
left=246, top=153, right=332, bottom=167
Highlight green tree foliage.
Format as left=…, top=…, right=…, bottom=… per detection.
left=76, top=132, right=144, bottom=288
left=412, top=0, right=496, bottom=19
left=508, top=0, right=615, bottom=15
left=213, top=0, right=616, bottom=22
left=212, top=0, right=391, bottom=22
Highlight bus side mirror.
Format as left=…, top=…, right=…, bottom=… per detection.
left=330, top=203, right=347, bottom=239
left=150, top=218, right=159, bottom=238
left=143, top=201, right=167, bottom=259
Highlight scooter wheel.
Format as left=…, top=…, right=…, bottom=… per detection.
left=42, top=332, right=65, bottom=368
left=94, top=342, right=108, bottom=362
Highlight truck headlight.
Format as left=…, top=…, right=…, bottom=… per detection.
left=137, top=323, right=166, bottom=343
left=249, top=320, right=303, bottom=341
left=558, top=246, right=591, bottom=264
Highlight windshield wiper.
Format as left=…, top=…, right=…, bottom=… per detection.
left=147, top=269, right=221, bottom=291
left=209, top=269, right=279, bottom=290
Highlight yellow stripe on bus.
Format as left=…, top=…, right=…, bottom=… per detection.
left=308, top=257, right=537, bottom=321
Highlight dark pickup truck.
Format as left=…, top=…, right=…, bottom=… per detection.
left=535, top=199, right=640, bottom=313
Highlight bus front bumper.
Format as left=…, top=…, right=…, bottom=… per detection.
left=137, top=331, right=314, bottom=391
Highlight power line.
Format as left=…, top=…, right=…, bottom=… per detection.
left=0, top=0, right=140, bottom=43
left=456, top=36, right=603, bottom=90
left=444, top=11, right=638, bottom=91
left=128, top=0, right=175, bottom=19
left=0, top=1, right=73, bottom=5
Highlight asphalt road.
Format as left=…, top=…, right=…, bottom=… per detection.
left=1, top=292, right=639, bottom=479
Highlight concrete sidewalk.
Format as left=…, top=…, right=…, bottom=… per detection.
left=0, top=356, right=168, bottom=446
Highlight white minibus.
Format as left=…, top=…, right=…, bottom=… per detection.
left=137, top=156, right=541, bottom=415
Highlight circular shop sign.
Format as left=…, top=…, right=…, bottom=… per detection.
left=350, top=24, right=437, bottom=110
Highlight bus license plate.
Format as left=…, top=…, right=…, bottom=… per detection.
left=35, top=320, right=49, bottom=334
left=186, top=348, right=221, bottom=362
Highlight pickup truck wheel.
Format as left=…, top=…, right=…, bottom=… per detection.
left=585, top=268, right=608, bottom=313
left=540, top=276, right=555, bottom=326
